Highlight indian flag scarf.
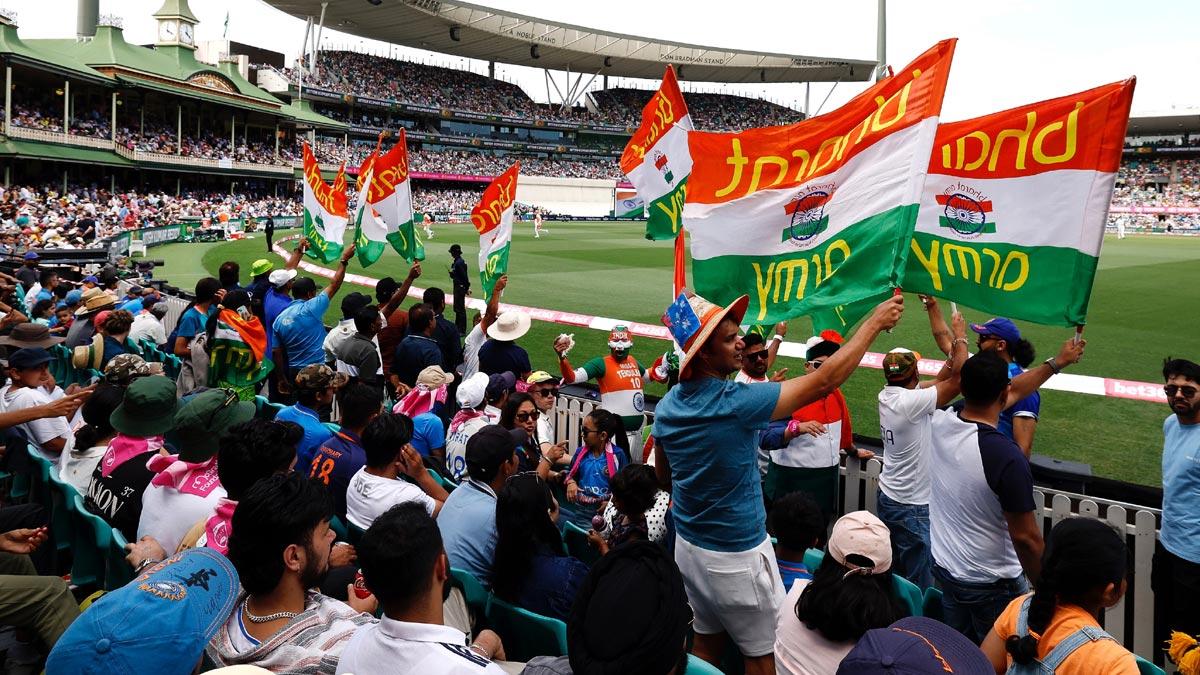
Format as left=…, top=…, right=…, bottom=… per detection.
left=208, top=308, right=273, bottom=393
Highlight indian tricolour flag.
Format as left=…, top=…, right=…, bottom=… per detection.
left=471, top=161, right=520, bottom=300
left=356, top=130, right=424, bottom=265
left=302, top=142, right=349, bottom=264
left=620, top=65, right=693, bottom=241
left=683, top=40, right=956, bottom=325
left=905, top=79, right=1135, bottom=326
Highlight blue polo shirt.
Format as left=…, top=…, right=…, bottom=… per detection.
left=1161, top=415, right=1200, bottom=563
left=272, top=294, right=331, bottom=372
left=118, top=298, right=144, bottom=313
left=653, top=377, right=780, bottom=552
left=275, top=403, right=334, bottom=468
left=410, top=412, right=446, bottom=458
left=176, top=305, right=216, bottom=342
left=438, top=480, right=499, bottom=586
left=309, top=429, right=365, bottom=519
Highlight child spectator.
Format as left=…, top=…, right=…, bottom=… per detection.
left=770, top=491, right=825, bottom=591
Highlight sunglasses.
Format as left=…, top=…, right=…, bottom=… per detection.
left=515, top=410, right=540, bottom=422
left=533, top=388, right=559, bottom=398
left=807, top=360, right=825, bottom=369
left=745, top=350, right=769, bottom=361
left=1165, top=385, right=1199, bottom=399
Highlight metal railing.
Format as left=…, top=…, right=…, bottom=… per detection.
left=549, top=392, right=1164, bottom=662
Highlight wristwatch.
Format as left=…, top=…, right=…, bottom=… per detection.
left=1043, top=357, right=1062, bottom=374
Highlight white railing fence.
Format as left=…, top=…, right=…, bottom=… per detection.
left=550, top=392, right=1164, bottom=663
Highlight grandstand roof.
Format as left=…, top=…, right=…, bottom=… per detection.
left=1127, top=112, right=1200, bottom=136
left=262, top=0, right=877, bottom=84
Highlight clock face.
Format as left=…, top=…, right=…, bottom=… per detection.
left=180, top=23, right=193, bottom=44
left=158, top=20, right=177, bottom=41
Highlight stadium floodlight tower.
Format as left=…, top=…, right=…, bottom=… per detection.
left=262, top=0, right=879, bottom=114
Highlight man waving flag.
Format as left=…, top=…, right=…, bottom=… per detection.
left=302, top=142, right=349, bottom=264
left=471, top=162, right=520, bottom=300
left=621, top=65, right=693, bottom=241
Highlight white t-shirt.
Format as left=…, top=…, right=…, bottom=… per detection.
left=536, top=413, right=556, bottom=446
left=336, top=616, right=504, bottom=675
left=129, top=312, right=167, bottom=346
left=137, top=480, right=227, bottom=555
left=461, top=324, right=486, bottom=379
left=3, top=386, right=73, bottom=467
left=876, top=385, right=939, bottom=505
left=773, top=580, right=856, bottom=675
left=60, top=444, right=108, bottom=494
left=345, top=468, right=437, bottom=530
left=445, top=415, right=490, bottom=482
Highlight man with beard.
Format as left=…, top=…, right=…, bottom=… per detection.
left=735, top=322, right=789, bottom=384
left=207, top=473, right=377, bottom=672
left=1154, top=358, right=1200, bottom=649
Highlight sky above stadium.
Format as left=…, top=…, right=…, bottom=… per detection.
left=14, top=0, right=1200, bottom=122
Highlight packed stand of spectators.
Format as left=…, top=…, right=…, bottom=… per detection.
left=10, top=99, right=112, bottom=140
left=591, top=87, right=805, bottom=130
left=1124, top=135, right=1200, bottom=149
left=304, top=139, right=624, bottom=180
left=113, top=120, right=296, bottom=166
left=0, top=225, right=1192, bottom=675
left=1108, top=157, right=1200, bottom=232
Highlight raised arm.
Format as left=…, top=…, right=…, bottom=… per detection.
left=285, top=238, right=309, bottom=270
left=323, top=244, right=357, bottom=299
left=765, top=320, right=787, bottom=369
left=0, top=389, right=90, bottom=428
left=921, top=295, right=954, bottom=356
left=925, top=310, right=970, bottom=406
left=479, top=274, right=506, bottom=335
left=772, top=296, right=903, bottom=420
left=1006, top=337, right=1086, bottom=407
left=381, top=262, right=422, bottom=316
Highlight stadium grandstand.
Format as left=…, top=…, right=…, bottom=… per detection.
left=0, top=1, right=1197, bottom=673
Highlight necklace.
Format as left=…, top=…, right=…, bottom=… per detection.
left=243, top=598, right=299, bottom=624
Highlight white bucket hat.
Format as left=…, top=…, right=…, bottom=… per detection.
left=268, top=269, right=297, bottom=287
left=486, top=311, right=531, bottom=342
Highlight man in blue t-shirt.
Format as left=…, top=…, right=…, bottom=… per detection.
left=970, top=317, right=1041, bottom=455
left=271, top=244, right=355, bottom=387
left=1155, top=358, right=1200, bottom=645
left=652, top=290, right=902, bottom=673
left=928, top=344, right=1084, bottom=644
left=275, top=364, right=347, bottom=468
left=307, top=381, right=381, bottom=519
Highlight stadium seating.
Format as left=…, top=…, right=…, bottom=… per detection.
left=450, top=567, right=492, bottom=618
left=562, top=520, right=602, bottom=568
left=485, top=596, right=569, bottom=662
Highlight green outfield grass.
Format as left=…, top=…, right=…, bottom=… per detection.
left=151, top=223, right=1200, bottom=487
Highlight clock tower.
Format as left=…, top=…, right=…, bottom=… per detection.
left=153, top=0, right=198, bottom=49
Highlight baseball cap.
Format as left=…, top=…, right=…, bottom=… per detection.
left=81, top=275, right=98, bottom=285
left=836, top=616, right=993, bottom=675
left=294, top=364, right=349, bottom=391
left=486, top=371, right=517, bottom=402
left=416, top=365, right=455, bottom=388
left=23, top=251, right=38, bottom=260
left=828, top=511, right=892, bottom=575
left=103, top=353, right=161, bottom=385
left=173, top=389, right=256, bottom=462
left=65, top=289, right=83, bottom=305
left=882, top=348, right=921, bottom=382
left=127, top=285, right=143, bottom=296
left=465, top=424, right=520, bottom=481
left=526, top=371, right=560, bottom=386
left=970, top=317, right=1021, bottom=343
left=268, top=268, right=297, bottom=287
left=456, top=372, right=489, bottom=408
left=8, top=347, right=53, bottom=370
left=250, top=259, right=274, bottom=277
left=340, top=291, right=373, bottom=318
left=46, top=548, right=239, bottom=675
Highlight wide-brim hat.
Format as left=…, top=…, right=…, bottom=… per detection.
left=110, top=375, right=179, bottom=437
left=268, top=269, right=297, bottom=287
left=0, top=322, right=65, bottom=348
left=250, top=259, right=274, bottom=277
left=663, top=290, right=749, bottom=379
left=173, top=389, right=256, bottom=462
left=75, top=288, right=117, bottom=316
left=487, top=311, right=531, bottom=342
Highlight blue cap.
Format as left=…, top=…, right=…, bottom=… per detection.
left=23, top=251, right=39, bottom=260
left=55, top=301, right=68, bottom=310
left=82, top=275, right=99, bottom=284
left=836, top=616, right=993, bottom=674
left=65, top=289, right=83, bottom=305
left=9, top=347, right=53, bottom=370
left=970, top=317, right=1021, bottom=344
left=46, top=548, right=239, bottom=675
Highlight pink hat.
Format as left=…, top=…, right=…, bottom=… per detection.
left=828, top=511, right=892, bottom=577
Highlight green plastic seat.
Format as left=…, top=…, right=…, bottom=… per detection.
left=324, top=422, right=341, bottom=434
left=891, top=573, right=923, bottom=617
left=803, top=547, right=824, bottom=572
left=686, top=654, right=724, bottom=675
left=254, top=395, right=286, bottom=420
left=562, top=520, right=601, bottom=567
left=329, top=515, right=350, bottom=542
left=346, top=520, right=366, bottom=546
left=449, top=567, right=491, bottom=618
left=426, top=468, right=456, bottom=493
left=45, top=466, right=80, bottom=554
left=1135, top=655, right=1165, bottom=675
left=922, top=586, right=944, bottom=621
left=485, top=596, right=568, bottom=662
left=106, top=526, right=135, bottom=590
left=67, top=493, right=108, bottom=588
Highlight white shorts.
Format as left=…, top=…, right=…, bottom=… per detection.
left=675, top=534, right=784, bottom=657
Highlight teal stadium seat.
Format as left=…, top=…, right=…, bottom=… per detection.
left=426, top=468, right=457, bottom=493
left=891, top=573, right=923, bottom=617
left=254, top=395, right=285, bottom=420
left=562, top=520, right=601, bottom=567
left=922, top=586, right=944, bottom=621
left=685, top=654, right=724, bottom=675
left=106, top=525, right=135, bottom=590
left=485, top=596, right=568, bottom=662
left=1136, top=655, right=1166, bottom=675
left=67, top=493, right=108, bottom=588
left=803, top=547, right=824, bottom=572
left=346, top=520, right=366, bottom=546
left=450, top=568, right=491, bottom=618
left=329, top=515, right=350, bottom=542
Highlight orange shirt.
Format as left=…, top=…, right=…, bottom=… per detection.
left=994, top=594, right=1138, bottom=675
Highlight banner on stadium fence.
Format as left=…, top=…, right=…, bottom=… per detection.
left=904, top=79, right=1135, bottom=327
left=683, top=40, right=956, bottom=325
left=472, top=162, right=520, bottom=300
left=139, top=224, right=185, bottom=247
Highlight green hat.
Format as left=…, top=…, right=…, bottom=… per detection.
left=110, top=376, right=179, bottom=437
left=250, top=259, right=274, bottom=277
left=172, top=389, right=256, bottom=462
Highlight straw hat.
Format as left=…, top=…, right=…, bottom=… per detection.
left=75, top=288, right=117, bottom=316
left=661, top=289, right=749, bottom=379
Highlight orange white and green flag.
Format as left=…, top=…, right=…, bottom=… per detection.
left=620, top=65, right=693, bottom=241
left=356, top=130, right=424, bottom=265
left=302, top=142, right=349, bottom=264
left=905, top=79, right=1135, bottom=326
left=683, top=40, right=956, bottom=325
left=471, top=162, right=520, bottom=300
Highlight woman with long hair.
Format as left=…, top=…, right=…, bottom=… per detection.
left=499, top=392, right=542, bottom=472
left=981, top=518, right=1136, bottom=674
left=60, top=383, right=124, bottom=493
left=205, top=289, right=272, bottom=401
left=774, top=511, right=905, bottom=674
left=492, top=473, right=588, bottom=621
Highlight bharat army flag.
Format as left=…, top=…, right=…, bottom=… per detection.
left=620, top=65, right=693, bottom=241
left=359, top=130, right=424, bottom=264
left=352, top=136, right=384, bottom=267
left=472, top=162, right=520, bottom=300
left=905, top=79, right=1135, bottom=326
left=302, top=142, right=349, bottom=264
left=682, top=40, right=956, bottom=325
